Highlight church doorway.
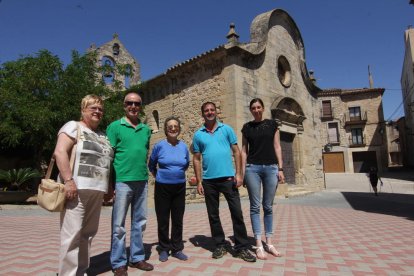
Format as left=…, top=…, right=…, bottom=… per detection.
left=280, top=132, right=296, bottom=184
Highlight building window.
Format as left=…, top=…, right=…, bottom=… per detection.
left=102, top=56, right=115, bottom=85
left=328, top=122, right=339, bottom=143
left=152, top=110, right=159, bottom=133
left=277, top=55, right=291, bottom=88
left=124, top=64, right=132, bottom=88
left=112, top=43, right=120, bottom=55
left=349, top=106, right=361, bottom=121
left=351, top=128, right=363, bottom=145
left=322, top=101, right=333, bottom=118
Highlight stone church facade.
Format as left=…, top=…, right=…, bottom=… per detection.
left=139, top=9, right=325, bottom=194
left=91, top=8, right=387, bottom=197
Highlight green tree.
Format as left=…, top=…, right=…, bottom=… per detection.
left=0, top=50, right=63, bottom=165
left=0, top=50, right=108, bottom=167
left=0, top=50, right=141, bottom=169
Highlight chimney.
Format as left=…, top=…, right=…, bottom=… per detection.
left=368, top=65, right=374, bottom=88
left=226, top=23, right=239, bottom=45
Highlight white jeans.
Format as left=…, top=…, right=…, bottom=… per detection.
left=59, top=189, right=104, bottom=276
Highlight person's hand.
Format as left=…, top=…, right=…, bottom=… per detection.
left=278, top=171, right=285, bottom=184
left=235, top=175, right=243, bottom=188
left=64, top=180, right=78, bottom=200
left=103, top=191, right=114, bottom=204
left=197, top=183, right=204, bottom=196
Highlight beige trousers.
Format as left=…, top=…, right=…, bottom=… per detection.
left=58, top=190, right=104, bottom=276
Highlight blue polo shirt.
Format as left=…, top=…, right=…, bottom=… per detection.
left=192, top=122, right=237, bottom=179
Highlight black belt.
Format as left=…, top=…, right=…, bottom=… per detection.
left=206, top=177, right=234, bottom=183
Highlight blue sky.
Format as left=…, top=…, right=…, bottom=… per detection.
left=0, top=0, right=413, bottom=120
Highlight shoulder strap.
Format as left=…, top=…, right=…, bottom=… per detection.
left=44, top=123, right=80, bottom=180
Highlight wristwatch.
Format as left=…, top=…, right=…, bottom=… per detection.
left=64, top=178, right=74, bottom=184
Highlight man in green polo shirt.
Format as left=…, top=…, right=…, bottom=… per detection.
left=107, top=92, right=154, bottom=275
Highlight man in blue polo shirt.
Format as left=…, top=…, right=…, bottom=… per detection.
left=192, top=101, right=256, bottom=262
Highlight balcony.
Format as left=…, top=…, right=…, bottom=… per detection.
left=343, top=110, right=367, bottom=126
left=327, top=137, right=340, bottom=146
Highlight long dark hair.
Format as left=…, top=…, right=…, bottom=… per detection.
left=249, top=98, right=264, bottom=109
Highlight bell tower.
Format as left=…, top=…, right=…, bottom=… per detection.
left=88, top=34, right=140, bottom=90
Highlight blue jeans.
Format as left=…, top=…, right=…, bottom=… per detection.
left=244, top=164, right=279, bottom=240
left=110, top=181, right=148, bottom=269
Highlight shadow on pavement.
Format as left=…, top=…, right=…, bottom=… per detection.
left=189, top=235, right=257, bottom=257
left=189, top=235, right=216, bottom=252
left=88, top=251, right=111, bottom=275
left=87, top=243, right=157, bottom=275
left=341, top=192, right=414, bottom=221
left=381, top=169, right=414, bottom=181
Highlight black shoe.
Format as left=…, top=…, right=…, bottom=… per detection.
left=212, top=246, right=227, bottom=259
left=236, top=249, right=256, bottom=262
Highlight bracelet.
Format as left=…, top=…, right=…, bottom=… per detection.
left=64, top=178, right=73, bottom=184
left=279, top=168, right=284, bottom=172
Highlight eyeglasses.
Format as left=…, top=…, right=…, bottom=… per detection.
left=88, top=106, right=104, bottom=112
left=124, top=101, right=142, bottom=107
left=167, top=125, right=180, bottom=130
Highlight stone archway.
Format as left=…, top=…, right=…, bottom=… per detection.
left=270, top=97, right=306, bottom=185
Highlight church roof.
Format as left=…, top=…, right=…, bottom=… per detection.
left=318, top=87, right=385, bottom=97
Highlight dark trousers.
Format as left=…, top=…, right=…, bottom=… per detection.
left=154, top=182, right=186, bottom=253
left=202, top=178, right=249, bottom=250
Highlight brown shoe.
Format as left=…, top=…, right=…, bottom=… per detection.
left=113, top=266, right=128, bottom=276
left=129, top=260, right=154, bottom=271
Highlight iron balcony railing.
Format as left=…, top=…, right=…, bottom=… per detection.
left=343, top=110, right=367, bottom=126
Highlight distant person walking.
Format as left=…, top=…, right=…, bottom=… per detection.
left=368, top=166, right=381, bottom=196
left=148, top=117, right=190, bottom=262
left=241, top=98, right=285, bottom=260
left=192, top=101, right=256, bottom=263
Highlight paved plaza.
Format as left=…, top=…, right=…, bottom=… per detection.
left=0, top=184, right=414, bottom=275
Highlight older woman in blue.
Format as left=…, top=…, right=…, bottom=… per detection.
left=241, top=98, right=285, bottom=260
left=148, top=116, right=190, bottom=262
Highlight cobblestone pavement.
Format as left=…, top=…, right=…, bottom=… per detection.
left=0, top=190, right=413, bottom=275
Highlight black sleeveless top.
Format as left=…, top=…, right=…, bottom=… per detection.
left=241, top=119, right=278, bottom=165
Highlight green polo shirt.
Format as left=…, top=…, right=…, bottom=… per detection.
left=107, top=117, right=151, bottom=182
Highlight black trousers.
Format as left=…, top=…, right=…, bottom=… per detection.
left=202, top=178, right=249, bottom=250
left=154, top=182, right=186, bottom=253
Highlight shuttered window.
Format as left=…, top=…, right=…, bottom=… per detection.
left=322, top=101, right=332, bottom=117
left=328, top=122, right=339, bottom=143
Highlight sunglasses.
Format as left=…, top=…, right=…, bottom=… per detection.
left=124, top=101, right=142, bottom=107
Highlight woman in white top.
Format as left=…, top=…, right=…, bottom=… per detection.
left=54, top=94, right=114, bottom=276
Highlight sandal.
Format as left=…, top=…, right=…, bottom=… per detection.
left=252, top=246, right=267, bottom=260
left=264, top=244, right=282, bottom=257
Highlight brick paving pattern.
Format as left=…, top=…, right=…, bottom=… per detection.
left=0, top=193, right=413, bottom=275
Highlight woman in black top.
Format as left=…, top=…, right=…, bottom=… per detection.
left=241, top=98, right=285, bottom=260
